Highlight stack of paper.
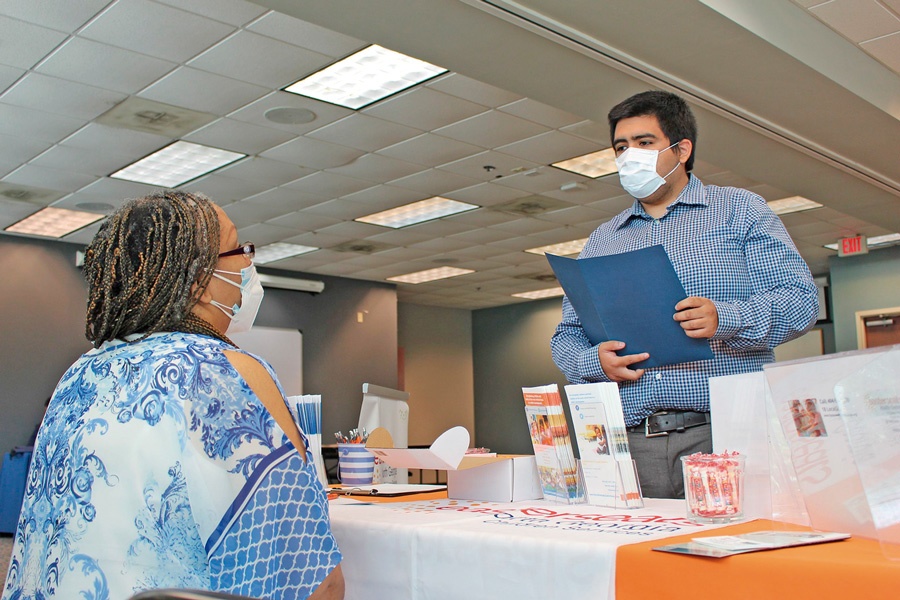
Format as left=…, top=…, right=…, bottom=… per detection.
left=522, top=384, right=583, bottom=504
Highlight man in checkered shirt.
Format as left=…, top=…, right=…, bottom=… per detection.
left=551, top=91, right=818, bottom=499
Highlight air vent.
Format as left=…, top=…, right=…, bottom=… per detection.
left=490, top=195, right=573, bottom=216
left=332, top=240, right=396, bottom=254
left=97, top=97, right=216, bottom=137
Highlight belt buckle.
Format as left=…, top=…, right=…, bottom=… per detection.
left=645, top=413, right=669, bottom=438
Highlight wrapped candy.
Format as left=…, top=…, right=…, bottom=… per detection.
left=681, top=451, right=746, bottom=523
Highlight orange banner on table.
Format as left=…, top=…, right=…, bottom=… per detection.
left=617, top=519, right=900, bottom=599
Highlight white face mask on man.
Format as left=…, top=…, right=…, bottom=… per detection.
left=210, top=264, right=264, bottom=334
left=615, top=142, right=680, bottom=199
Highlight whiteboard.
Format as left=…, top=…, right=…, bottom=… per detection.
left=230, top=326, right=303, bottom=395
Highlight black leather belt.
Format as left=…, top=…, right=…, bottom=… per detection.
left=627, top=411, right=710, bottom=437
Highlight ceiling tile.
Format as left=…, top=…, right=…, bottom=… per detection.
left=440, top=208, right=512, bottom=227
left=0, top=0, right=109, bottom=32
left=153, top=0, right=266, bottom=26
left=435, top=110, right=549, bottom=148
left=0, top=198, right=45, bottom=229
left=307, top=113, right=422, bottom=152
left=303, top=198, right=373, bottom=220
left=489, top=166, right=589, bottom=194
left=561, top=120, right=612, bottom=146
left=261, top=136, right=365, bottom=170
left=247, top=186, right=328, bottom=212
left=446, top=227, right=514, bottom=245
left=3, top=164, right=97, bottom=193
left=80, top=0, right=235, bottom=62
left=185, top=117, right=295, bottom=154
left=75, top=176, right=161, bottom=201
left=0, top=16, right=68, bottom=69
left=0, top=64, right=24, bottom=91
left=407, top=237, right=473, bottom=253
left=228, top=91, right=354, bottom=135
left=267, top=210, right=341, bottom=232
left=60, top=220, right=106, bottom=245
left=497, top=131, right=602, bottom=165
left=285, top=171, right=374, bottom=197
left=61, top=123, right=169, bottom=157
left=339, top=184, right=425, bottom=211
left=189, top=30, right=330, bottom=88
left=233, top=222, right=299, bottom=245
left=810, top=0, right=900, bottom=43
left=246, top=11, right=364, bottom=57
left=364, top=87, right=488, bottom=130
left=442, top=182, right=531, bottom=207
left=532, top=204, right=612, bottom=227
left=589, top=194, right=635, bottom=215
left=438, top=150, right=540, bottom=182
left=398, top=218, right=473, bottom=237
left=315, top=220, right=387, bottom=240
left=36, top=37, right=176, bottom=94
left=0, top=103, right=84, bottom=143
left=2, top=73, right=127, bottom=120
left=377, top=133, right=483, bottom=166
left=498, top=98, right=585, bottom=129
left=541, top=178, right=624, bottom=204
left=388, top=168, right=482, bottom=195
left=426, top=73, right=521, bottom=107
left=223, top=195, right=302, bottom=228
left=29, top=145, right=131, bottom=177
left=861, top=32, right=900, bottom=72
left=326, top=153, right=424, bottom=183
left=179, top=173, right=274, bottom=205
left=365, top=228, right=433, bottom=246
left=487, top=217, right=562, bottom=235
left=216, top=157, right=315, bottom=185
left=140, top=67, right=269, bottom=116
left=0, top=134, right=52, bottom=167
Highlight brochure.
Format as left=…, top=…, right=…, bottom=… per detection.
left=522, top=384, right=583, bottom=504
left=546, top=245, right=713, bottom=369
left=653, top=530, right=850, bottom=558
left=564, top=382, right=642, bottom=508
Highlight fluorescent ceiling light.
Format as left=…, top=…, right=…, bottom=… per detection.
left=512, top=287, right=565, bottom=300
left=767, top=195, right=823, bottom=215
left=110, top=141, right=245, bottom=188
left=356, top=197, right=478, bottom=228
left=552, top=148, right=618, bottom=178
left=525, top=238, right=589, bottom=256
left=825, top=232, right=900, bottom=251
left=284, top=44, right=448, bottom=109
left=387, top=266, right=474, bottom=284
left=4, top=207, right=105, bottom=238
left=253, top=242, right=318, bottom=264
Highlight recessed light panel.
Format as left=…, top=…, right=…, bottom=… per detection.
left=552, top=148, right=618, bottom=178
left=525, top=238, right=589, bottom=256
left=356, top=197, right=478, bottom=228
left=387, top=266, right=474, bottom=284
left=253, top=242, right=318, bottom=264
left=767, top=196, right=823, bottom=215
left=284, top=45, right=447, bottom=109
left=512, top=287, right=565, bottom=299
left=5, top=207, right=105, bottom=238
left=110, top=141, right=245, bottom=188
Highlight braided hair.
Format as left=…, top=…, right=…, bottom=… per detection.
left=84, top=190, right=233, bottom=347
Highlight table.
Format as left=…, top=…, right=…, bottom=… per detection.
left=328, top=496, right=725, bottom=600
left=329, top=495, right=900, bottom=600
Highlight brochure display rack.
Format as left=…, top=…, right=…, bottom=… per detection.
left=522, top=384, right=583, bottom=504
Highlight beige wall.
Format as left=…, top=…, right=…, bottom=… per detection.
left=398, top=303, right=474, bottom=446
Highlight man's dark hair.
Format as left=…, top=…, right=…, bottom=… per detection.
left=608, top=91, right=698, bottom=172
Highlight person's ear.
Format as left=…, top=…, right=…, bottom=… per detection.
left=674, top=139, right=693, bottom=166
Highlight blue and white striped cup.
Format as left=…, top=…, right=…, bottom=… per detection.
left=337, top=443, right=375, bottom=485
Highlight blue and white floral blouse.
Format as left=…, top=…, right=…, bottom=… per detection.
left=2, top=332, right=341, bottom=600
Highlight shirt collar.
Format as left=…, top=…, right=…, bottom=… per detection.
left=614, top=175, right=708, bottom=230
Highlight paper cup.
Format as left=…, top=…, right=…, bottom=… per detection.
left=338, top=443, right=375, bottom=486
left=681, top=453, right=745, bottom=524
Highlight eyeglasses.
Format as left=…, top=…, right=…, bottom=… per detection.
left=218, top=241, right=255, bottom=260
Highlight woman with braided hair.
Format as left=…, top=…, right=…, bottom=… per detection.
left=3, top=191, right=344, bottom=600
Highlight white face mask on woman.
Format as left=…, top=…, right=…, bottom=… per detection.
left=615, top=142, right=680, bottom=199
left=210, top=264, right=264, bottom=334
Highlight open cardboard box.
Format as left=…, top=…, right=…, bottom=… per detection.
left=366, top=426, right=542, bottom=502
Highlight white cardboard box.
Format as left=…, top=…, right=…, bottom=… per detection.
left=366, top=426, right=542, bottom=502
left=446, top=455, right=541, bottom=502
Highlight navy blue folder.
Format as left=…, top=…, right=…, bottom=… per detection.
left=547, top=245, right=713, bottom=369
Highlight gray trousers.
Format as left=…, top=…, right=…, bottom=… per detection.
left=626, top=423, right=712, bottom=499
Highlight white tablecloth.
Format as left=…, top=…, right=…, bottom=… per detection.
left=329, top=497, right=728, bottom=600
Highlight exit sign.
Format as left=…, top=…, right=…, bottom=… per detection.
left=838, top=235, right=868, bottom=257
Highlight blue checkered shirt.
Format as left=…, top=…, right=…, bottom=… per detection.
left=550, top=176, right=818, bottom=426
